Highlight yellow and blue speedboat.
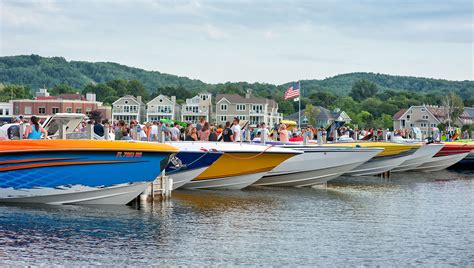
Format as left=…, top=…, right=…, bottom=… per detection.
left=170, top=142, right=301, bottom=190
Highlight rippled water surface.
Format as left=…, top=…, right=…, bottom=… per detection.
left=1, top=170, right=473, bottom=266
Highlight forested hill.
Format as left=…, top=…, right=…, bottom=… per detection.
left=0, top=54, right=211, bottom=92
left=1, top=54, right=473, bottom=99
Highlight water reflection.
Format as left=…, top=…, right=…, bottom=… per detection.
left=0, top=170, right=472, bottom=266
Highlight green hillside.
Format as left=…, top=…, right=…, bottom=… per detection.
left=1, top=55, right=472, bottom=99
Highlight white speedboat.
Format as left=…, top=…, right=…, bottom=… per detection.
left=170, top=142, right=301, bottom=190
left=391, top=143, right=444, bottom=172
left=254, top=145, right=382, bottom=187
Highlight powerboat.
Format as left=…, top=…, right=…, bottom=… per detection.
left=391, top=143, right=444, bottom=172
left=319, top=142, right=421, bottom=176
left=254, top=143, right=383, bottom=187
left=0, top=139, right=178, bottom=205
left=413, top=142, right=472, bottom=172
left=172, top=142, right=301, bottom=190
left=165, top=143, right=223, bottom=189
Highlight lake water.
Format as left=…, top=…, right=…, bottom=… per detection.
left=0, top=169, right=472, bottom=266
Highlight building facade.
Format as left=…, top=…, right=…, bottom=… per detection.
left=181, top=93, right=212, bottom=124
left=393, top=106, right=443, bottom=136
left=112, top=95, right=146, bottom=124
left=0, top=101, right=13, bottom=123
left=12, top=89, right=105, bottom=120
left=215, top=90, right=282, bottom=127
left=145, top=95, right=177, bottom=122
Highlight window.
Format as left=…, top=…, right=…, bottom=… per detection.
left=406, top=115, right=410, bottom=121
left=14, top=106, right=19, bottom=115
left=421, top=123, right=427, bottom=127
left=410, top=123, right=414, bottom=127
left=5, top=108, right=9, bottom=115
left=131, top=105, right=138, bottom=113
left=421, top=108, right=426, bottom=112
left=422, top=115, right=429, bottom=120
left=38, top=107, right=46, bottom=114
left=431, top=124, right=437, bottom=127
left=76, top=108, right=82, bottom=113
left=0, top=109, right=3, bottom=115
left=252, top=104, right=263, bottom=114
left=25, top=106, right=32, bottom=115
left=52, top=107, right=59, bottom=114
left=220, top=104, right=228, bottom=111
left=220, top=116, right=226, bottom=122
left=86, top=108, right=92, bottom=115
left=124, top=106, right=130, bottom=113
left=237, top=115, right=246, bottom=120
left=66, top=107, right=72, bottom=113
left=236, top=104, right=246, bottom=111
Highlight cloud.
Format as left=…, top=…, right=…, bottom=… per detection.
left=203, top=24, right=228, bottom=40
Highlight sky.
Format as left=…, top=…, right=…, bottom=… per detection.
left=0, top=0, right=472, bottom=84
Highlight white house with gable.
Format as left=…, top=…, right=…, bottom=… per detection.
left=112, top=95, right=145, bottom=124
left=146, top=94, right=176, bottom=122
left=181, top=93, right=212, bottom=124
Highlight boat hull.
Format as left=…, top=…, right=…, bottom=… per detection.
left=170, top=167, right=207, bottom=190
left=182, top=172, right=265, bottom=190
left=391, top=144, right=444, bottom=172
left=256, top=162, right=366, bottom=187
left=0, top=182, right=150, bottom=205
left=345, top=155, right=410, bottom=176
left=413, top=153, right=470, bottom=172
left=0, top=140, right=177, bottom=205
left=255, top=147, right=381, bottom=187
left=165, top=150, right=222, bottom=190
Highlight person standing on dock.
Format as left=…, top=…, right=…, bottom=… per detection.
left=220, top=121, right=233, bottom=142
left=232, top=117, right=241, bottom=142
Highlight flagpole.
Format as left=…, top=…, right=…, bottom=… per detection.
left=298, top=81, right=301, bottom=129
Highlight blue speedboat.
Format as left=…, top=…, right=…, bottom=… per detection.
left=165, top=143, right=223, bottom=189
left=0, top=139, right=178, bottom=205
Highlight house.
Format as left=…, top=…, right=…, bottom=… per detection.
left=0, top=101, right=13, bottom=123
left=458, top=107, right=474, bottom=126
left=215, top=90, right=282, bottom=127
left=112, top=95, right=145, bottom=124
left=12, top=88, right=106, bottom=120
left=181, top=93, right=212, bottom=124
left=393, top=105, right=474, bottom=135
left=146, top=95, right=177, bottom=122
left=393, top=105, right=446, bottom=136
left=284, top=107, right=352, bottom=128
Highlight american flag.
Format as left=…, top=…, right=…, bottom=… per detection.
left=284, top=82, right=300, bottom=100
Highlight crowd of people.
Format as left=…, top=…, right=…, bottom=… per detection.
left=5, top=114, right=471, bottom=142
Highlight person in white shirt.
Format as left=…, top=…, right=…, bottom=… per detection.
left=150, top=121, right=159, bottom=141
left=232, top=117, right=242, bottom=142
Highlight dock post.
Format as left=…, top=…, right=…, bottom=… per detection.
left=103, top=123, right=110, bottom=140
left=19, top=123, right=24, bottom=140
left=261, top=129, right=266, bottom=145
left=59, top=124, right=67, bottom=139
left=317, top=131, right=322, bottom=145
left=86, top=123, right=93, bottom=139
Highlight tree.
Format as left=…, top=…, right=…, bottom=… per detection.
left=0, top=84, right=32, bottom=101
left=50, top=84, right=78, bottom=95
left=304, top=103, right=319, bottom=127
left=350, top=79, right=378, bottom=101
left=442, top=91, right=464, bottom=127
left=309, top=91, right=336, bottom=107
